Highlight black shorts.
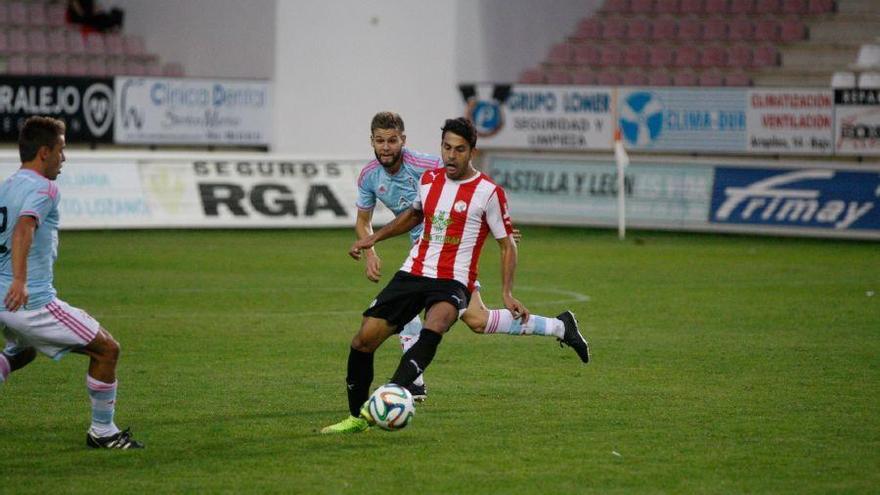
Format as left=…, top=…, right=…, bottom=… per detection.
left=363, top=271, right=471, bottom=331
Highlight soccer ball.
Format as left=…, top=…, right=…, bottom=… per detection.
left=366, top=384, right=415, bottom=431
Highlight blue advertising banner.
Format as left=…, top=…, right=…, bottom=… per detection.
left=618, top=88, right=747, bottom=153
left=710, top=167, right=880, bottom=231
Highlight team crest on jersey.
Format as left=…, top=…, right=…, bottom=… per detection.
left=377, top=183, right=387, bottom=195
left=454, top=200, right=467, bottom=213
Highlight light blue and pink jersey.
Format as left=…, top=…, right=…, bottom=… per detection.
left=356, top=148, right=441, bottom=244
left=0, top=169, right=60, bottom=311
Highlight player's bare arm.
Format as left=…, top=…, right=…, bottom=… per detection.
left=349, top=206, right=423, bottom=260
left=3, top=215, right=37, bottom=311
left=497, top=235, right=529, bottom=323
left=355, top=209, right=382, bottom=282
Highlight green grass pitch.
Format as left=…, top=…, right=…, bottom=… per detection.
left=1, top=227, right=878, bottom=494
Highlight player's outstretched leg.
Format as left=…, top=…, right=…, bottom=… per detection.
left=80, top=328, right=144, bottom=449
left=398, top=316, right=427, bottom=402
left=556, top=311, right=590, bottom=363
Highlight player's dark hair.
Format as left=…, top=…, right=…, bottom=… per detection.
left=19, top=116, right=65, bottom=163
left=441, top=117, right=477, bottom=149
left=371, top=112, right=405, bottom=134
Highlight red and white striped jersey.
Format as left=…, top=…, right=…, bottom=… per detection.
left=401, top=169, right=513, bottom=291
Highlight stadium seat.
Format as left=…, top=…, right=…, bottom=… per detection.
left=47, top=30, right=67, bottom=54
left=725, top=71, right=752, bottom=85
left=652, top=17, right=678, bottom=40
left=106, top=56, right=125, bottom=75
left=574, top=18, right=602, bottom=40
left=124, top=59, right=146, bottom=76
left=854, top=44, right=880, bottom=69
left=26, top=31, right=48, bottom=54
left=631, top=0, right=656, bottom=13
left=624, top=45, right=650, bottom=66
left=622, top=70, right=649, bottom=85
left=628, top=18, right=652, bottom=40
left=673, top=45, right=700, bottom=68
left=46, top=3, right=66, bottom=27
left=518, top=68, right=543, bottom=84
left=572, top=68, right=597, bottom=84
left=8, top=1, right=26, bottom=25
left=85, top=33, right=107, bottom=56
left=105, top=34, right=125, bottom=56
left=597, top=71, right=623, bottom=85
left=87, top=57, right=107, bottom=77
left=47, top=55, right=69, bottom=76
left=574, top=44, right=601, bottom=65
left=600, top=45, right=624, bottom=66
left=699, top=70, right=725, bottom=86
left=673, top=70, right=698, bottom=85
left=679, top=0, right=704, bottom=14
left=782, top=0, right=807, bottom=13
left=728, top=18, right=755, bottom=41
left=807, top=0, right=834, bottom=13
left=727, top=44, right=754, bottom=67
left=0, top=3, right=8, bottom=25
left=705, top=0, right=729, bottom=14
left=547, top=42, right=573, bottom=65
left=8, top=55, right=26, bottom=75
left=755, top=0, right=783, bottom=13
left=648, top=70, right=674, bottom=85
left=67, top=31, right=86, bottom=55
left=779, top=18, right=806, bottom=42
left=754, top=19, right=780, bottom=41
left=677, top=17, right=703, bottom=41
left=753, top=44, right=780, bottom=66
left=830, top=71, right=855, bottom=87
left=603, top=18, right=628, bottom=40
left=649, top=45, right=675, bottom=67
left=26, top=3, right=47, bottom=27
left=0, top=32, right=9, bottom=55
left=601, top=0, right=631, bottom=13
left=8, top=29, right=27, bottom=53
left=858, top=72, right=880, bottom=88
left=544, top=68, right=572, bottom=84
left=68, top=57, right=89, bottom=76
left=702, top=17, right=728, bottom=41
left=28, top=56, right=48, bottom=75
left=655, top=0, right=680, bottom=13
left=729, top=0, right=756, bottom=14
left=701, top=45, right=728, bottom=67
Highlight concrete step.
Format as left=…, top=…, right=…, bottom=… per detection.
left=751, top=68, right=833, bottom=87
left=780, top=43, right=861, bottom=69
left=837, top=0, right=880, bottom=15
left=808, top=20, right=880, bottom=43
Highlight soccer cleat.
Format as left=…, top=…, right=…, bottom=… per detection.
left=320, top=415, right=371, bottom=434
left=557, top=311, right=590, bottom=363
left=86, top=427, right=144, bottom=449
left=405, top=382, right=428, bottom=402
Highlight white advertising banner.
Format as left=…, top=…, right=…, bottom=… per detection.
left=459, top=84, right=615, bottom=151
left=747, top=89, right=834, bottom=154
left=114, top=78, right=272, bottom=146
left=834, top=89, right=880, bottom=156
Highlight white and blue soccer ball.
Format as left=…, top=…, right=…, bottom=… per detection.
left=366, top=384, right=415, bottom=431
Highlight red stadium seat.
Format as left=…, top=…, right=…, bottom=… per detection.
left=600, top=45, right=624, bottom=66
left=648, top=70, right=674, bottom=85
left=26, top=3, right=47, bottom=27
left=627, top=18, right=653, bottom=40
left=518, top=68, right=544, bottom=84
left=0, top=32, right=8, bottom=55
left=649, top=45, right=675, bottom=67
left=547, top=43, right=573, bottom=65
left=679, top=0, right=705, bottom=13
left=106, top=57, right=125, bottom=75
left=807, top=0, right=834, bottom=13
left=85, top=33, right=106, bottom=56
left=8, top=55, right=27, bottom=75
left=601, top=0, right=631, bottom=13
left=755, top=0, right=783, bottom=13
left=782, top=0, right=807, bottom=13
left=728, top=17, right=755, bottom=41
left=622, top=70, right=649, bottom=85
left=603, top=18, right=628, bottom=40
left=8, top=29, right=27, bottom=53
left=574, top=44, right=601, bottom=65
left=26, top=31, right=48, bottom=54
left=597, top=71, right=623, bottom=85
left=700, top=45, right=728, bottom=67
left=624, top=45, right=650, bottom=66
left=575, top=18, right=603, bottom=40
left=652, top=17, right=678, bottom=39
left=8, top=1, right=26, bottom=25
left=67, top=57, right=89, bottom=76
left=677, top=17, right=703, bottom=41
left=47, top=30, right=67, bottom=54
left=124, top=59, right=147, bottom=76
left=754, top=19, right=780, bottom=41
left=67, top=31, right=86, bottom=55
left=725, top=71, right=752, bottom=86
left=780, top=18, right=806, bottom=41
left=705, top=0, right=729, bottom=14
left=27, top=56, right=48, bottom=75
left=87, top=57, right=108, bottom=77
left=729, top=0, right=756, bottom=13
left=673, top=70, right=698, bottom=85
left=727, top=44, right=754, bottom=67
left=48, top=55, right=69, bottom=76
left=545, top=68, right=572, bottom=84
left=699, top=70, right=725, bottom=86
left=702, top=17, right=729, bottom=40
left=46, top=3, right=66, bottom=27
left=105, top=34, right=124, bottom=56
left=655, top=0, right=680, bottom=13
left=0, top=3, right=8, bottom=25
left=630, top=0, right=656, bottom=13
left=572, top=69, right=597, bottom=85
left=753, top=44, right=780, bottom=66
left=674, top=45, right=700, bottom=68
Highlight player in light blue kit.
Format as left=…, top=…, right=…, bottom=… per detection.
left=352, top=112, right=590, bottom=401
left=0, top=116, right=143, bottom=449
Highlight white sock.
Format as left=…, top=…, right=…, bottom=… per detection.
left=0, top=354, right=10, bottom=383
left=86, top=375, right=120, bottom=437
left=398, top=316, right=425, bottom=386
left=485, top=310, right=565, bottom=338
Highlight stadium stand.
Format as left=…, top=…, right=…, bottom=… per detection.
left=0, top=0, right=185, bottom=77
left=519, top=0, right=880, bottom=87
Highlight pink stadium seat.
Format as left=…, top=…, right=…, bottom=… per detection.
left=725, top=71, right=752, bottom=85
left=753, top=44, right=780, bottom=66
left=702, top=17, right=728, bottom=40
left=782, top=0, right=807, bottom=13
left=807, top=0, right=834, bottom=13
left=145, top=58, right=162, bottom=76
left=67, top=31, right=86, bottom=55
left=46, top=3, right=66, bottom=27
left=0, top=32, right=8, bottom=55
left=8, top=29, right=27, bottom=53
left=105, top=57, right=124, bottom=75
left=754, top=19, right=780, bottom=41
left=547, top=43, right=573, bottom=65
left=123, top=35, right=146, bottom=57
left=649, top=45, right=675, bottom=67
left=673, top=70, right=698, bottom=85
left=545, top=68, right=572, bottom=84
left=105, top=34, right=124, bottom=56
left=630, top=0, right=655, bottom=13
left=624, top=45, right=650, bottom=66
left=26, top=3, right=47, bottom=27
left=124, top=59, right=146, bottom=76
left=600, top=45, right=624, bottom=66
left=677, top=17, right=703, bottom=41
left=701, top=45, right=728, bottom=67
left=48, top=30, right=67, bottom=54
left=574, top=44, right=601, bottom=65
left=68, top=57, right=89, bottom=76
left=87, top=57, right=107, bottom=77
left=26, top=31, right=48, bottom=54
left=8, top=55, right=27, bottom=75
left=755, top=0, right=782, bottom=13
left=518, top=68, right=543, bottom=84
left=597, top=71, right=623, bottom=85
left=8, top=1, right=27, bottom=25
left=649, top=70, right=674, bottom=85
left=572, top=69, right=597, bottom=85
left=622, top=70, right=649, bottom=85
left=655, top=0, right=680, bottom=13
left=602, top=18, right=628, bottom=40
left=729, top=0, right=756, bottom=13
left=48, top=56, right=69, bottom=76
left=28, top=56, right=48, bottom=75
left=674, top=45, right=700, bottom=68
left=679, top=0, right=704, bottom=14
left=85, top=33, right=106, bottom=56
left=727, top=44, right=754, bottom=67
left=652, top=17, right=678, bottom=39
left=627, top=18, right=652, bottom=40
left=0, top=3, right=8, bottom=24
left=699, top=70, right=725, bottom=86
left=705, top=0, right=729, bottom=13
left=601, top=0, right=631, bottom=13
left=575, top=18, right=603, bottom=40
left=728, top=17, right=755, bottom=41
left=780, top=18, right=806, bottom=41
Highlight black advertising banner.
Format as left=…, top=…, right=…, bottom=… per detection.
left=0, top=76, right=114, bottom=143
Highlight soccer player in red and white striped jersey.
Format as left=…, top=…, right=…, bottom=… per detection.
left=322, top=118, right=590, bottom=434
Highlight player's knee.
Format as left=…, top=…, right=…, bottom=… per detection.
left=5, top=348, right=36, bottom=371
left=461, top=310, right=487, bottom=334
left=100, top=337, right=121, bottom=364
left=350, top=335, right=379, bottom=353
